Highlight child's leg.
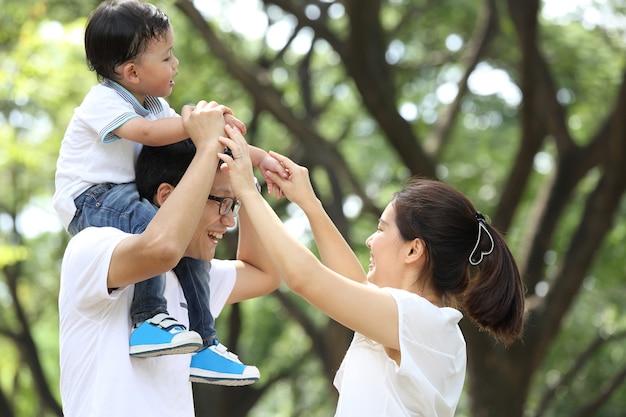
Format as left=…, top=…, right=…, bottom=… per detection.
left=69, top=183, right=202, bottom=356
left=174, top=257, right=216, bottom=346
left=175, top=258, right=260, bottom=385
left=69, top=183, right=155, bottom=235
left=70, top=184, right=168, bottom=321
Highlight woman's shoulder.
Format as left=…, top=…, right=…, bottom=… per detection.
left=382, top=287, right=463, bottom=325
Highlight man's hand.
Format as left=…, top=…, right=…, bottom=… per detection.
left=214, top=102, right=247, bottom=134
left=181, top=101, right=225, bottom=152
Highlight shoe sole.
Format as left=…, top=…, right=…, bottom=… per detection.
left=189, top=375, right=259, bottom=386
left=130, top=342, right=203, bottom=358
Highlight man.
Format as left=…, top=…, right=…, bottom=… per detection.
left=58, top=101, right=279, bottom=417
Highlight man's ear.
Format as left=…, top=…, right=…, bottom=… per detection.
left=154, top=183, right=175, bottom=207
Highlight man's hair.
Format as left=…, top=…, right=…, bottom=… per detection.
left=84, top=0, right=171, bottom=81
left=135, top=139, right=196, bottom=201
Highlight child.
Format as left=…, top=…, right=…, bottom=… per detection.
left=53, top=0, right=284, bottom=385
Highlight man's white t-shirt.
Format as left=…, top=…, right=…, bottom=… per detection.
left=333, top=287, right=466, bottom=417
left=58, top=227, right=236, bottom=417
left=53, top=80, right=178, bottom=230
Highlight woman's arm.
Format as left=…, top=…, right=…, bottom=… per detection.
left=219, top=125, right=400, bottom=349
left=263, top=152, right=367, bottom=284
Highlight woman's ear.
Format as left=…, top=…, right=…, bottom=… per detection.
left=154, top=183, right=175, bottom=207
left=405, top=238, right=426, bottom=264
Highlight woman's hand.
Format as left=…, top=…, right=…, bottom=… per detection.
left=257, top=154, right=286, bottom=199
left=263, top=151, right=319, bottom=211
left=217, top=125, right=258, bottom=198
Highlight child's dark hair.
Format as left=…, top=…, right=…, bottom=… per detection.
left=85, top=0, right=171, bottom=81
left=392, top=177, right=525, bottom=345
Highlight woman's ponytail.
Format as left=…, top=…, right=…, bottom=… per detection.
left=462, top=219, right=525, bottom=345
left=393, top=178, right=525, bottom=346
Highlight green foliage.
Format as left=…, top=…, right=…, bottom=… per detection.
left=1, top=0, right=625, bottom=416
left=0, top=5, right=89, bottom=415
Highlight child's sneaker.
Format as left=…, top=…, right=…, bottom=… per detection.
left=130, top=313, right=203, bottom=357
left=189, top=342, right=260, bottom=386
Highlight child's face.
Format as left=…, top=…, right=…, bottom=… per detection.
left=132, top=27, right=179, bottom=99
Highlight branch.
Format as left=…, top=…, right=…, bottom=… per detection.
left=174, top=0, right=380, bottom=217
left=526, top=68, right=626, bottom=371
left=570, top=364, right=626, bottom=417
left=533, top=330, right=626, bottom=417
left=5, top=263, right=63, bottom=416
left=496, top=0, right=550, bottom=232
left=272, top=290, right=325, bottom=349
left=0, top=387, right=14, bottom=417
left=272, top=290, right=351, bottom=381
left=264, top=0, right=346, bottom=55
left=343, top=0, right=435, bottom=177
left=425, top=0, right=499, bottom=157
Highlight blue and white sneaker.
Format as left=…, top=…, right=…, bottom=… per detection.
left=189, top=342, right=260, bottom=386
left=129, top=313, right=203, bottom=358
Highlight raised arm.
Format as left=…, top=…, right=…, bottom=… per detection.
left=107, top=101, right=225, bottom=288
left=219, top=125, right=400, bottom=349
left=226, top=196, right=281, bottom=304
left=247, top=145, right=289, bottom=199
left=114, top=116, right=188, bottom=146
left=114, top=102, right=247, bottom=147
left=263, top=151, right=367, bottom=284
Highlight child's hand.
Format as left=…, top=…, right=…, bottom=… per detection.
left=258, top=154, right=288, bottom=199
left=224, top=113, right=247, bottom=135
left=215, top=103, right=246, bottom=135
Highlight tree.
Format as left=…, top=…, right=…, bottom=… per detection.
left=0, top=1, right=97, bottom=415
left=170, top=0, right=626, bottom=415
left=1, top=0, right=625, bottom=416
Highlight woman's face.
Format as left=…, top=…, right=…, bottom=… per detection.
left=365, top=202, right=411, bottom=288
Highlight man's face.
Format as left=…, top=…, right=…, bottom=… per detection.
left=185, top=171, right=237, bottom=261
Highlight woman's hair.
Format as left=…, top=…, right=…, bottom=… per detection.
left=84, top=0, right=171, bottom=81
left=392, top=177, right=525, bottom=345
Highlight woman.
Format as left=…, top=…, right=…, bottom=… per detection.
left=219, top=125, right=525, bottom=417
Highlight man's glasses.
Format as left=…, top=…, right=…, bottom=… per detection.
left=208, top=195, right=241, bottom=217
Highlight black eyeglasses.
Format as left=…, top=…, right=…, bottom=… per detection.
left=208, top=195, right=241, bottom=217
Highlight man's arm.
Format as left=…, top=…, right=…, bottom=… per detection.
left=107, top=101, right=224, bottom=288
left=227, top=198, right=281, bottom=304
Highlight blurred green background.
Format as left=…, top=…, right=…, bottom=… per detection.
left=1, top=0, right=625, bottom=416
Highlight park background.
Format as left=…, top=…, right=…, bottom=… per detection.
left=1, top=0, right=626, bottom=416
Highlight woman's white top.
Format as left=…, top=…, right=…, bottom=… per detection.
left=333, top=287, right=466, bottom=417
